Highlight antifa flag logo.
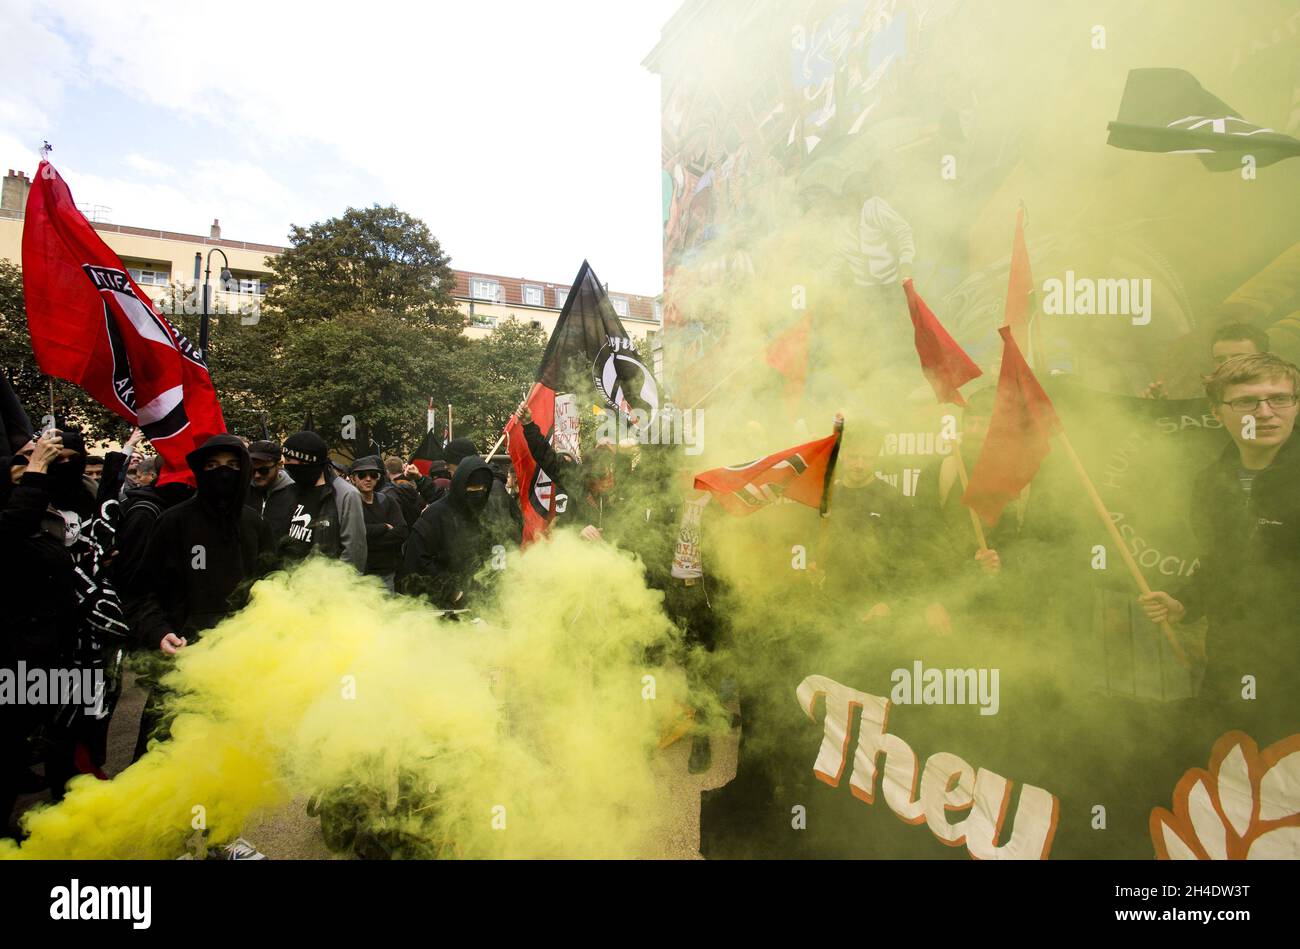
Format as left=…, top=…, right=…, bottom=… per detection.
left=593, top=336, right=659, bottom=422
left=83, top=264, right=203, bottom=441
left=529, top=468, right=568, bottom=520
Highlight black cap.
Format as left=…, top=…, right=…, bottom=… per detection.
left=248, top=440, right=282, bottom=463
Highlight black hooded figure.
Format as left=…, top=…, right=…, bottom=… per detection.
left=125, top=435, right=269, bottom=759
left=126, top=434, right=268, bottom=651
left=400, top=456, right=505, bottom=609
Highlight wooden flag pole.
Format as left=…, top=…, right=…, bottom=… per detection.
left=950, top=440, right=989, bottom=552
left=1055, top=430, right=1189, bottom=667
left=487, top=381, right=541, bottom=459
left=688, top=362, right=746, bottom=411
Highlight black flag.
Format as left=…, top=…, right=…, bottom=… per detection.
left=1107, top=68, right=1300, bottom=171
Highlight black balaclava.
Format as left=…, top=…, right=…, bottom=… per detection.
left=47, top=455, right=88, bottom=510
left=196, top=465, right=242, bottom=513
left=464, top=469, right=492, bottom=514
left=283, top=431, right=329, bottom=489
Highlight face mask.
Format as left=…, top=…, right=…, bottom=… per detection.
left=47, top=458, right=87, bottom=507
left=465, top=488, right=489, bottom=512
left=286, top=463, right=325, bottom=486
left=198, top=466, right=241, bottom=508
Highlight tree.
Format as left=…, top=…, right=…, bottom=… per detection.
left=446, top=318, right=547, bottom=449
left=263, top=205, right=463, bottom=333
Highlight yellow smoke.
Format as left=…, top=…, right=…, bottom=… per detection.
left=3, top=533, right=711, bottom=859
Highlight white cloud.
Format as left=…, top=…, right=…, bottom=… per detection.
left=1, top=0, right=680, bottom=293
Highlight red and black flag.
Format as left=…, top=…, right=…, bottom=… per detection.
left=410, top=427, right=444, bottom=477
left=902, top=279, right=981, bottom=405
left=503, top=260, right=661, bottom=543
left=961, top=326, right=1062, bottom=527
left=694, top=426, right=842, bottom=517
left=22, top=162, right=225, bottom=486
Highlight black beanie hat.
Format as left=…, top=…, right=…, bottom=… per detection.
left=283, top=430, right=329, bottom=464
left=444, top=437, right=477, bottom=465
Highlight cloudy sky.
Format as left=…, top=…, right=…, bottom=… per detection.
left=0, top=0, right=680, bottom=294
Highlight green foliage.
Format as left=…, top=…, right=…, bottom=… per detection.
left=263, top=205, right=462, bottom=334
left=0, top=204, right=549, bottom=459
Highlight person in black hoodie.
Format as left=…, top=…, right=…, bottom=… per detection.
left=1, top=429, right=71, bottom=834
left=400, top=456, right=504, bottom=609
left=348, top=455, right=408, bottom=591
left=126, top=434, right=269, bottom=759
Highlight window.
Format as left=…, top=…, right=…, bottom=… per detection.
left=471, top=313, right=498, bottom=329
left=523, top=284, right=543, bottom=307
left=653, top=302, right=662, bottom=322
left=128, top=267, right=171, bottom=287
left=610, top=296, right=629, bottom=318
left=555, top=288, right=568, bottom=309
left=471, top=278, right=499, bottom=302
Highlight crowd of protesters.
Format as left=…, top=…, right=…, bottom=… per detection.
left=3, top=322, right=1298, bottom=856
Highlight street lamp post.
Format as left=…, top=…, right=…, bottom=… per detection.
left=196, top=248, right=233, bottom=357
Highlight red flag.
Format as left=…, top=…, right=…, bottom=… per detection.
left=1003, top=206, right=1034, bottom=350
left=764, top=312, right=811, bottom=411
left=961, top=326, right=1061, bottom=526
left=694, top=430, right=841, bottom=517
left=22, top=162, right=225, bottom=485
left=902, top=279, right=981, bottom=405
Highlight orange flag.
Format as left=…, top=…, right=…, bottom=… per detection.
left=765, top=312, right=812, bottom=411
left=1003, top=206, right=1034, bottom=351
left=902, top=279, right=982, bottom=405
left=961, top=326, right=1061, bottom=527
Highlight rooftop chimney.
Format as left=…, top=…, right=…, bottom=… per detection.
left=1, top=168, right=31, bottom=213
left=210, top=218, right=221, bottom=239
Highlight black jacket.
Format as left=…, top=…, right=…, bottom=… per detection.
left=351, top=456, right=409, bottom=575
left=125, top=435, right=270, bottom=651
left=0, top=470, right=79, bottom=664
left=521, top=420, right=603, bottom=529
left=400, top=457, right=504, bottom=608
left=263, top=466, right=367, bottom=571
left=112, top=481, right=194, bottom=590
left=381, top=479, right=426, bottom=528
left=1176, top=436, right=1300, bottom=705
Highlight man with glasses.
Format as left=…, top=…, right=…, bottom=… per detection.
left=348, top=455, right=409, bottom=591
left=1140, top=353, right=1300, bottom=718
left=246, top=440, right=292, bottom=518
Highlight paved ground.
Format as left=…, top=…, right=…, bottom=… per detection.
left=12, top=671, right=739, bottom=859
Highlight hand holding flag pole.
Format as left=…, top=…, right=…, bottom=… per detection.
left=1054, top=430, right=1188, bottom=666
left=963, top=326, right=1188, bottom=667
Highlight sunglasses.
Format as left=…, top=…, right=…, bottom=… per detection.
left=354, top=470, right=381, bottom=480
left=252, top=465, right=276, bottom=476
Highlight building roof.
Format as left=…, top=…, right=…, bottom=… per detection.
left=1, top=204, right=658, bottom=322
left=452, top=269, right=659, bottom=323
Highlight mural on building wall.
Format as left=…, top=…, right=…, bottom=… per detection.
left=650, top=0, right=1300, bottom=858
